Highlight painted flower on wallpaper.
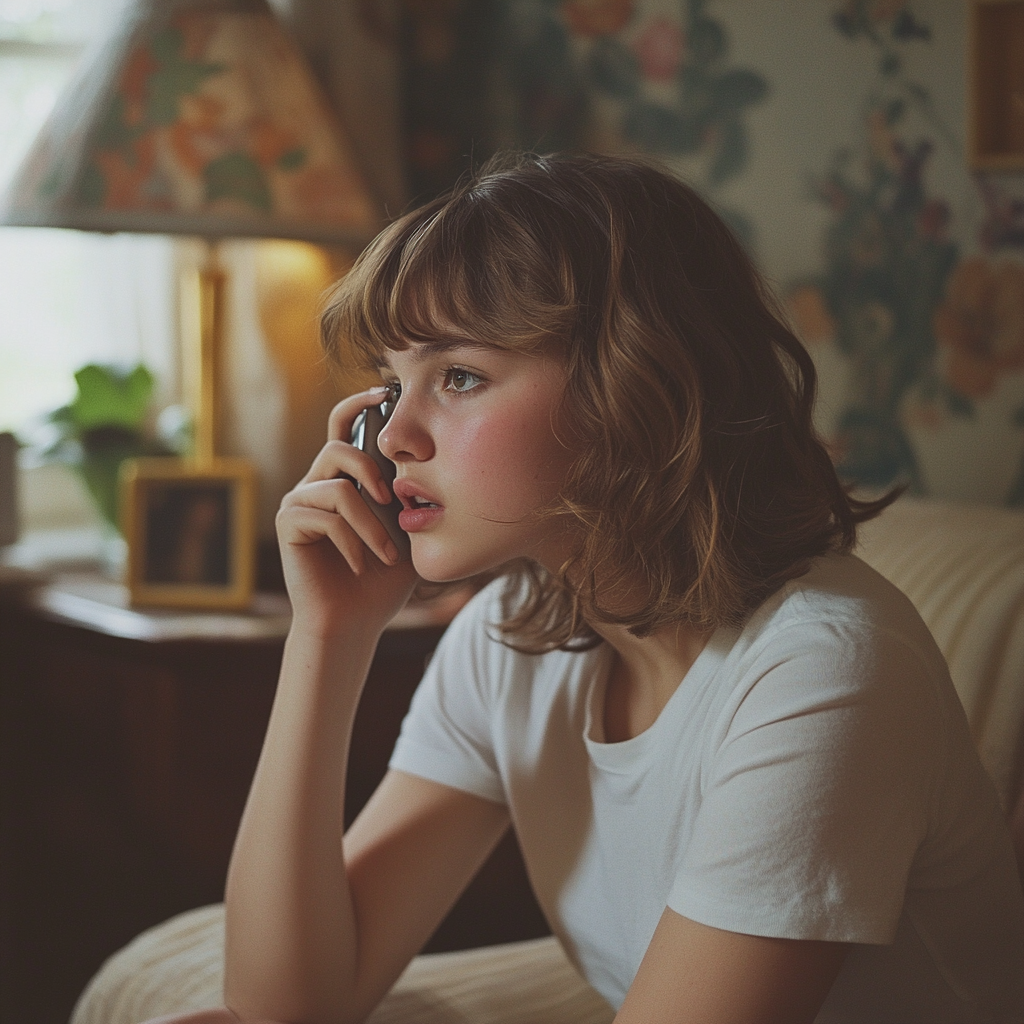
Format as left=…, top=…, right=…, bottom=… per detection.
left=561, top=0, right=635, bottom=38
left=631, top=17, right=686, bottom=82
left=977, top=177, right=1024, bottom=254
left=832, top=1, right=931, bottom=46
left=802, top=104, right=960, bottom=491
left=917, top=198, right=951, bottom=242
left=799, top=3, right=1024, bottom=505
left=790, top=3, right=1011, bottom=493
left=788, top=285, right=837, bottom=346
left=933, top=258, right=1024, bottom=399
left=500, top=0, right=767, bottom=190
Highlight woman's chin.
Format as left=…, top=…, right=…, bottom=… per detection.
left=408, top=549, right=460, bottom=585
left=409, top=541, right=497, bottom=585
left=412, top=561, right=479, bottom=585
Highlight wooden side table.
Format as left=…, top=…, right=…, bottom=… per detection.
left=0, top=567, right=545, bottom=1024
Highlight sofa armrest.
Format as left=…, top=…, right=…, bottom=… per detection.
left=856, top=496, right=1024, bottom=883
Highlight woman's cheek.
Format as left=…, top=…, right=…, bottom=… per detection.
left=461, top=416, right=551, bottom=509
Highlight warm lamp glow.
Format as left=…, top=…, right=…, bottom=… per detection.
left=256, top=239, right=362, bottom=491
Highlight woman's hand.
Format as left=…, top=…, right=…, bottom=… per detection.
left=276, top=388, right=418, bottom=639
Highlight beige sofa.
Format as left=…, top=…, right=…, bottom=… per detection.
left=71, top=497, right=1024, bottom=1024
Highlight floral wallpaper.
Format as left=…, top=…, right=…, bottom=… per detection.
left=402, top=0, right=767, bottom=234
left=497, top=0, right=766, bottom=168
left=398, top=0, right=1024, bottom=506
left=785, top=2, right=1024, bottom=504
left=497, top=0, right=767, bottom=240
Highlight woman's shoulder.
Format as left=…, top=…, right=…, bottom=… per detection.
left=759, top=552, right=937, bottom=649
left=726, top=552, right=952, bottom=706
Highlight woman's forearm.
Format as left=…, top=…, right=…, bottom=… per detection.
left=223, top=624, right=380, bottom=1024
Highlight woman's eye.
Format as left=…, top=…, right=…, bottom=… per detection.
left=384, top=381, right=401, bottom=401
left=443, top=368, right=482, bottom=393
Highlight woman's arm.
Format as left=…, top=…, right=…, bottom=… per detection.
left=222, top=390, right=508, bottom=1024
left=615, top=908, right=848, bottom=1024
left=225, top=713, right=508, bottom=1024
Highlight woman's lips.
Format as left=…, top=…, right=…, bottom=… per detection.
left=398, top=505, right=443, bottom=532
left=393, top=480, right=443, bottom=532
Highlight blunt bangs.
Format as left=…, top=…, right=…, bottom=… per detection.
left=321, top=179, right=578, bottom=371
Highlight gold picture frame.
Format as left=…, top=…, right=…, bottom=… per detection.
left=969, top=0, right=1024, bottom=170
left=121, top=457, right=257, bottom=610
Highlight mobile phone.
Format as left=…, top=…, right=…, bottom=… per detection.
left=350, top=400, right=411, bottom=560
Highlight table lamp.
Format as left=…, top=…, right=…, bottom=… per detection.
left=1, top=0, right=382, bottom=607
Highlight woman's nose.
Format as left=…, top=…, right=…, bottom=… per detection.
left=378, top=399, right=434, bottom=463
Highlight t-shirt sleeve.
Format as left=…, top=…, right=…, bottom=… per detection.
left=388, top=582, right=508, bottom=805
left=669, top=620, right=944, bottom=944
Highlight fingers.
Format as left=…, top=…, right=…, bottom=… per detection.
left=279, top=386, right=402, bottom=575
left=278, top=477, right=400, bottom=572
left=327, top=386, right=391, bottom=443
left=301, top=439, right=392, bottom=500
left=306, top=386, right=395, bottom=495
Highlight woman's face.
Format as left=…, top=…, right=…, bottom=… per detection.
left=376, top=341, right=575, bottom=583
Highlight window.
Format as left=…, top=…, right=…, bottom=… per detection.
left=0, top=0, right=176, bottom=442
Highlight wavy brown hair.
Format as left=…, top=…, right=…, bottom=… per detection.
left=321, top=152, right=895, bottom=652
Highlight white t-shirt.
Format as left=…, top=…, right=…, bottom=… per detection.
left=389, top=554, right=1024, bottom=1022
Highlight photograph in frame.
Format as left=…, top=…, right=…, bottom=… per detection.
left=121, top=457, right=257, bottom=610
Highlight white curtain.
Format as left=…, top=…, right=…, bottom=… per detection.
left=79, top=233, right=179, bottom=407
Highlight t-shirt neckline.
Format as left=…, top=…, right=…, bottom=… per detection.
left=583, top=625, right=735, bottom=775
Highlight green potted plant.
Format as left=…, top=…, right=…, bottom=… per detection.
left=45, top=363, right=182, bottom=534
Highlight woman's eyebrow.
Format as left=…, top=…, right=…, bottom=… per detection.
left=374, top=339, right=495, bottom=376
left=374, top=339, right=486, bottom=372
left=412, top=338, right=492, bottom=359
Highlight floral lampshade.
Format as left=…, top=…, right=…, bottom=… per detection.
left=0, top=0, right=381, bottom=245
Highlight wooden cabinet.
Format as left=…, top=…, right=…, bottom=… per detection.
left=0, top=573, right=546, bottom=1024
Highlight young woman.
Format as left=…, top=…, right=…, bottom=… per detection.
left=157, top=153, right=1023, bottom=1024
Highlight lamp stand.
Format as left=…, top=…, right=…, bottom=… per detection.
left=121, top=240, right=259, bottom=611
left=180, top=241, right=226, bottom=465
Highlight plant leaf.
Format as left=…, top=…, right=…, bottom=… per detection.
left=587, top=38, right=639, bottom=100
left=945, top=388, right=975, bottom=418
left=624, top=103, right=705, bottom=153
left=688, top=18, right=725, bottom=66
left=709, top=117, right=747, bottom=183
left=713, top=69, right=768, bottom=109
left=69, top=363, right=155, bottom=431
